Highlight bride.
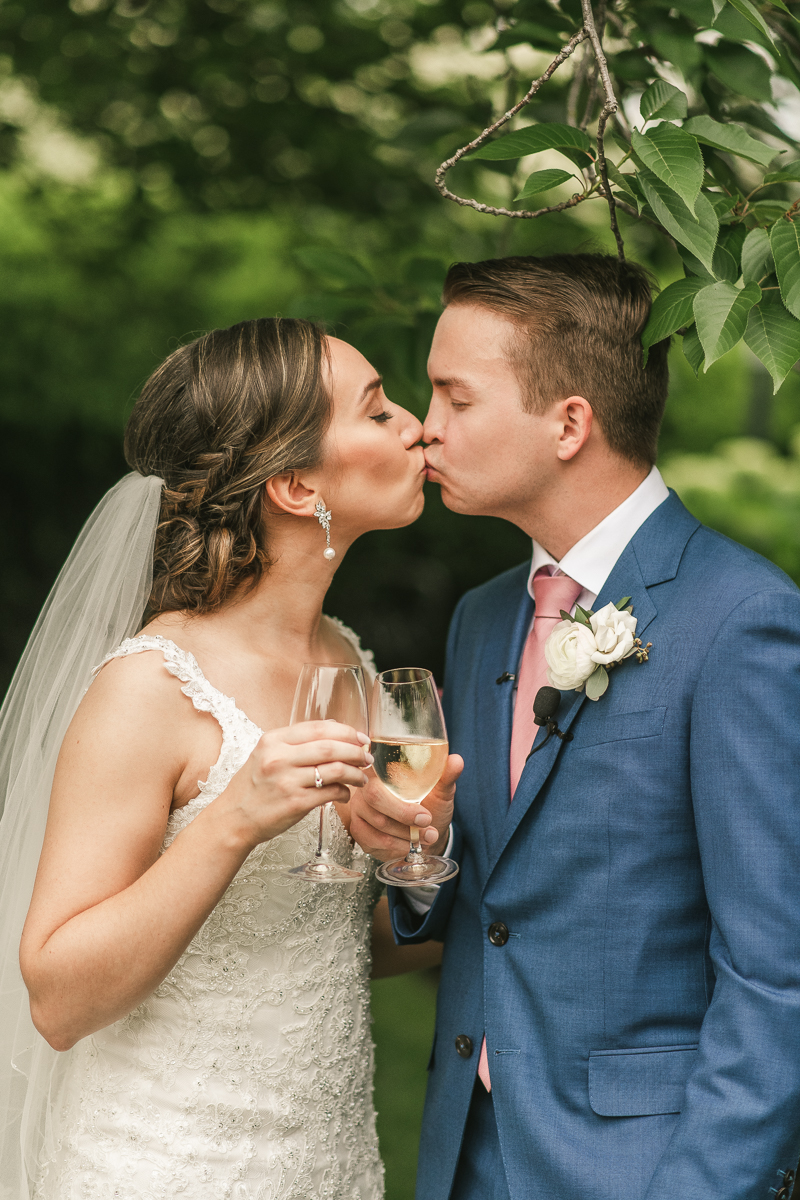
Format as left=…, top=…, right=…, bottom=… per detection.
left=0, top=317, right=452, bottom=1199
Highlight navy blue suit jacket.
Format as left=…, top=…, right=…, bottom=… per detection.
left=390, top=493, right=800, bottom=1200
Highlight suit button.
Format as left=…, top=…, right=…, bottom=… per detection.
left=773, top=1189, right=789, bottom=1200
left=785, top=1172, right=795, bottom=1186
left=488, top=922, right=509, bottom=946
left=454, top=1035, right=473, bottom=1058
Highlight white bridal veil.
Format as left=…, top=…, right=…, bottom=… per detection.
left=0, top=471, right=163, bottom=1199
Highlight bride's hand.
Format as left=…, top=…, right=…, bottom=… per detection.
left=349, top=753, right=463, bottom=863
left=216, top=720, right=372, bottom=850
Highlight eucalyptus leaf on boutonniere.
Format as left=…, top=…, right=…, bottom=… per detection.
left=544, top=597, right=652, bottom=701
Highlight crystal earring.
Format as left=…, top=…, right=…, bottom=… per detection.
left=315, top=500, right=336, bottom=561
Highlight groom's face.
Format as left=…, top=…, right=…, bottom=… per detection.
left=424, top=304, right=559, bottom=520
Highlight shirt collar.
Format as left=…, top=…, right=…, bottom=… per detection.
left=528, top=466, right=670, bottom=601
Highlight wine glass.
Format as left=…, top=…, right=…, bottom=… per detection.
left=370, top=668, right=459, bottom=888
left=286, top=663, right=368, bottom=884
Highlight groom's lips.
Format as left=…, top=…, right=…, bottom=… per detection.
left=423, top=454, right=442, bottom=481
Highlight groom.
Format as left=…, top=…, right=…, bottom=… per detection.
left=350, top=253, right=800, bottom=1200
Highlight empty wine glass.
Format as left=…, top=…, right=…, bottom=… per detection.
left=286, top=663, right=368, bottom=884
left=370, top=668, right=459, bottom=887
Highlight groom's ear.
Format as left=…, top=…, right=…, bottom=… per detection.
left=555, top=396, right=594, bottom=462
left=264, top=472, right=317, bottom=517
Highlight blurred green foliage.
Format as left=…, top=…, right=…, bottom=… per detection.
left=664, top=430, right=800, bottom=578
left=2, top=3, right=800, bottom=1194
left=371, top=971, right=438, bottom=1200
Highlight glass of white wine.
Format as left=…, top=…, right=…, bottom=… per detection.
left=370, top=667, right=459, bottom=888
left=286, top=663, right=368, bottom=884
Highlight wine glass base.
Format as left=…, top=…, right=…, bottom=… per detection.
left=286, top=860, right=364, bottom=883
left=375, top=856, right=459, bottom=888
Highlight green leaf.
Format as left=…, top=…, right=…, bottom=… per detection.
left=640, top=81, right=688, bottom=122
left=683, top=116, right=775, bottom=167
left=612, top=49, right=656, bottom=82
left=471, top=123, right=593, bottom=161
left=514, top=168, right=575, bottom=201
left=606, top=163, right=639, bottom=206
left=585, top=665, right=609, bottom=701
left=575, top=604, right=594, bottom=624
left=631, top=124, right=704, bottom=214
left=706, top=193, right=737, bottom=221
left=682, top=324, right=705, bottom=375
left=744, top=295, right=800, bottom=392
left=719, top=222, right=747, bottom=266
left=647, top=25, right=703, bottom=74
left=764, top=161, right=800, bottom=184
left=768, top=0, right=798, bottom=17
left=727, top=0, right=775, bottom=42
left=711, top=0, right=726, bottom=18
left=678, top=246, right=715, bottom=282
left=615, top=596, right=633, bottom=610
left=751, top=200, right=791, bottom=224
left=641, top=276, right=707, bottom=360
left=703, top=42, right=773, bottom=102
left=713, top=243, right=739, bottom=283
left=293, top=247, right=372, bottom=288
left=637, top=166, right=719, bottom=272
left=741, top=227, right=775, bottom=283
left=771, top=219, right=800, bottom=319
left=693, top=280, right=762, bottom=367
left=559, top=610, right=574, bottom=622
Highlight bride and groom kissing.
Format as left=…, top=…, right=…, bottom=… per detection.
left=1, top=252, right=799, bottom=1200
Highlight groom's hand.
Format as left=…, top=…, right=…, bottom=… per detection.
left=349, top=754, right=463, bottom=862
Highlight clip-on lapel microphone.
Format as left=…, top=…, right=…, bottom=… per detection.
left=526, top=686, right=573, bottom=759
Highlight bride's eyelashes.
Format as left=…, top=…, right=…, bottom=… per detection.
left=369, top=410, right=393, bottom=424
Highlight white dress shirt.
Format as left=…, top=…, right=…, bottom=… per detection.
left=403, top=466, right=669, bottom=914
left=527, top=465, right=669, bottom=617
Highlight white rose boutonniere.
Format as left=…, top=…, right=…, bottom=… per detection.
left=544, top=596, right=652, bottom=701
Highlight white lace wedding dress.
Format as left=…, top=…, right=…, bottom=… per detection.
left=33, top=631, right=384, bottom=1200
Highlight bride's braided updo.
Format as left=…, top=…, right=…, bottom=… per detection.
left=124, top=317, right=330, bottom=616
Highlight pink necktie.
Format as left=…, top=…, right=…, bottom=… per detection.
left=477, top=566, right=582, bottom=1093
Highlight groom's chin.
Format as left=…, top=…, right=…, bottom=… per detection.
left=435, top=486, right=477, bottom=516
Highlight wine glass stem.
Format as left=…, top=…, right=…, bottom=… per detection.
left=316, top=802, right=332, bottom=861
left=406, top=824, right=424, bottom=864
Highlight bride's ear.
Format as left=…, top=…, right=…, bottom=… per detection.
left=264, top=472, right=318, bottom=517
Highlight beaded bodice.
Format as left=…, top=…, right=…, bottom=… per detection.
left=35, top=631, right=384, bottom=1200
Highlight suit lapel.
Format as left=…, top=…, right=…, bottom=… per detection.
left=484, top=532, right=661, bottom=879
left=473, top=582, right=532, bottom=866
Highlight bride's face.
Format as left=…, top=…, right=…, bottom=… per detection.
left=320, top=336, right=425, bottom=535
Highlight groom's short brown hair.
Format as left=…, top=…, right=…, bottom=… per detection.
left=441, top=253, right=669, bottom=467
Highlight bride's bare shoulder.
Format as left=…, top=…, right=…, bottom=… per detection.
left=81, top=642, right=188, bottom=727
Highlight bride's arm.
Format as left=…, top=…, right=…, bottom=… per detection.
left=19, top=654, right=371, bottom=1052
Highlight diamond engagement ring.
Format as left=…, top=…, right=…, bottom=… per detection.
left=314, top=767, right=323, bottom=789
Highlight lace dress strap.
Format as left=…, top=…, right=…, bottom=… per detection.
left=95, top=632, right=261, bottom=735
left=93, top=635, right=262, bottom=808
left=327, top=617, right=377, bottom=682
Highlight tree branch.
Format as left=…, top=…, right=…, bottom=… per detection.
left=434, top=27, right=589, bottom=220
left=433, top=6, right=626, bottom=257
left=581, top=0, right=624, bottom=260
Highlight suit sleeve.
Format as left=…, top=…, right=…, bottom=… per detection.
left=387, top=592, right=468, bottom=945
left=645, top=588, right=800, bottom=1200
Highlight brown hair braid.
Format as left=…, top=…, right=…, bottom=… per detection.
left=124, top=317, right=331, bottom=616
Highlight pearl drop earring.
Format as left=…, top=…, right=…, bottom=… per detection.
left=315, top=500, right=336, bottom=561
